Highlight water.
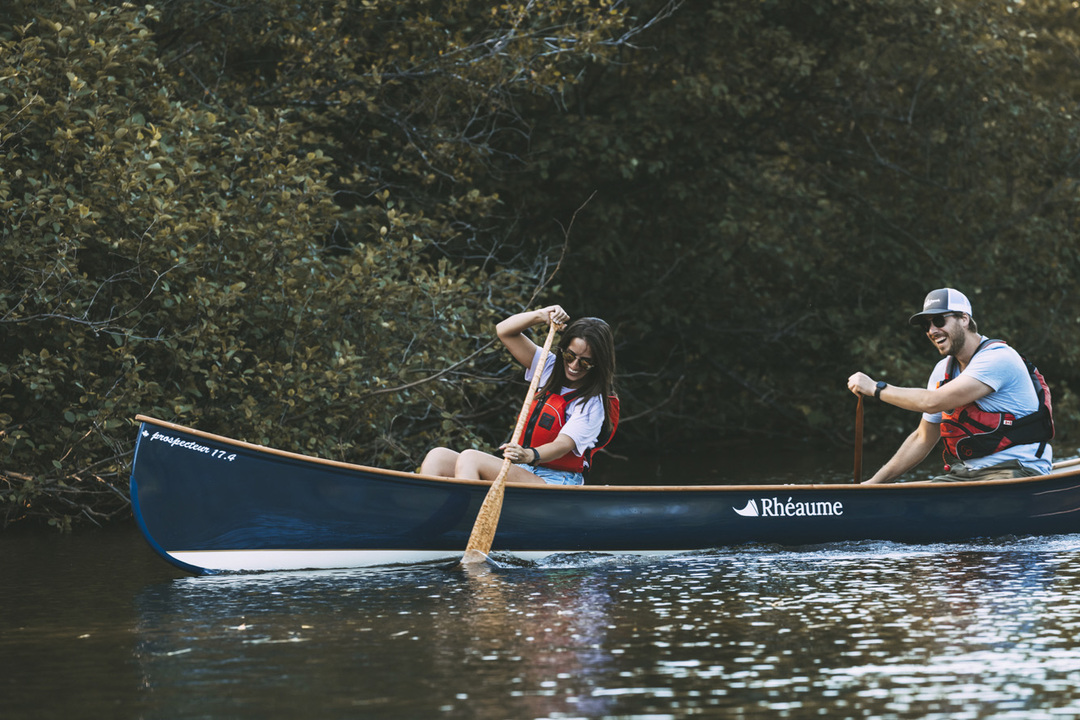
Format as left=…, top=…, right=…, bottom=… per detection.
left=7, top=526, right=1080, bottom=719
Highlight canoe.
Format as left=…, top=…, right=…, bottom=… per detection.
left=130, top=415, right=1080, bottom=575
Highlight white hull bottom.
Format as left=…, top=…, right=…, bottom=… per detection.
left=168, top=548, right=678, bottom=574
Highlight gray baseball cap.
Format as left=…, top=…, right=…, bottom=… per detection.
left=908, top=288, right=973, bottom=325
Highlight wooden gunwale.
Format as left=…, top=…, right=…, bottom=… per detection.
left=135, top=415, right=1079, bottom=492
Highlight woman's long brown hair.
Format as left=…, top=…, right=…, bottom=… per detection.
left=537, top=317, right=617, bottom=437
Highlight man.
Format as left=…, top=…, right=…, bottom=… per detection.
left=847, top=288, right=1053, bottom=484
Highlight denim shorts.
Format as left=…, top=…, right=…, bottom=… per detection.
left=514, top=464, right=584, bottom=486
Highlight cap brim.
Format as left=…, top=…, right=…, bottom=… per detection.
left=909, top=309, right=971, bottom=325
left=908, top=310, right=936, bottom=325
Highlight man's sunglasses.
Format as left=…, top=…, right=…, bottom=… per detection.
left=560, top=348, right=594, bottom=372
left=917, top=313, right=958, bottom=332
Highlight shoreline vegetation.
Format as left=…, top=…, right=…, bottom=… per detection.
left=5, top=0, right=1080, bottom=529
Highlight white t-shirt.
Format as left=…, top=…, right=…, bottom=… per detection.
left=525, top=349, right=604, bottom=457
left=924, top=338, right=1052, bottom=474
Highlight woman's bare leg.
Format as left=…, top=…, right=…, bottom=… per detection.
left=419, top=447, right=461, bottom=477
left=456, top=449, right=546, bottom=485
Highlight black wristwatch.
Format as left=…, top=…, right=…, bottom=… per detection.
left=874, top=381, right=888, bottom=400
left=529, top=447, right=541, bottom=465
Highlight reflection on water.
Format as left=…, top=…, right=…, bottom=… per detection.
left=8, top=529, right=1080, bottom=718
left=133, top=538, right=1080, bottom=719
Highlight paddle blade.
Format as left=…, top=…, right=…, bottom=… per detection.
left=462, top=461, right=510, bottom=562
left=461, top=320, right=558, bottom=563
left=461, top=549, right=492, bottom=565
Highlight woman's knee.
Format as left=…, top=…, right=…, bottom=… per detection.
left=420, top=447, right=458, bottom=476
left=456, top=449, right=497, bottom=479
left=456, top=448, right=484, bottom=470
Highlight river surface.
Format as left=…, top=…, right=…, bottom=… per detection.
left=8, top=521, right=1080, bottom=719
left=6, top=444, right=1080, bottom=719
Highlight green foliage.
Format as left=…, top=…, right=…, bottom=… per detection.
left=507, top=0, right=1080, bottom=452
left=2, top=0, right=619, bottom=525
left=4, top=0, right=1080, bottom=527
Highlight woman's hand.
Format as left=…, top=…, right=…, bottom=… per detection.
left=536, top=305, right=569, bottom=328
left=500, top=442, right=533, bottom=465
left=497, top=304, right=569, bottom=367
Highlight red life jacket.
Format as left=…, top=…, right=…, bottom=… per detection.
left=938, top=338, right=1054, bottom=464
left=520, top=390, right=620, bottom=475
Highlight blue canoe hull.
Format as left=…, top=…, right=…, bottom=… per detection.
left=130, top=416, right=1080, bottom=574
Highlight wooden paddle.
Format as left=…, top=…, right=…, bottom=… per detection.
left=853, top=394, right=864, bottom=483
left=462, top=318, right=559, bottom=564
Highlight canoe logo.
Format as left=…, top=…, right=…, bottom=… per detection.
left=734, top=499, right=760, bottom=517
left=733, top=497, right=844, bottom=518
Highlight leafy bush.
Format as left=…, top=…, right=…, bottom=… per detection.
left=5, top=0, right=1080, bottom=528
left=508, top=0, right=1080, bottom=450
left=1, top=1, right=603, bottom=526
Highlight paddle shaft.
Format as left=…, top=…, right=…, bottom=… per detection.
left=462, top=319, right=559, bottom=563
left=853, top=394, right=864, bottom=483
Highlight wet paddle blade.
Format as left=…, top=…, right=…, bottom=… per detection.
left=461, top=320, right=558, bottom=563
left=462, top=460, right=510, bottom=562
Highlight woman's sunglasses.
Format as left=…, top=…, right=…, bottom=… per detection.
left=917, top=313, right=957, bottom=332
left=559, top=348, right=594, bottom=372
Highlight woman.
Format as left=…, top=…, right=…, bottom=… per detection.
left=419, top=304, right=618, bottom=485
